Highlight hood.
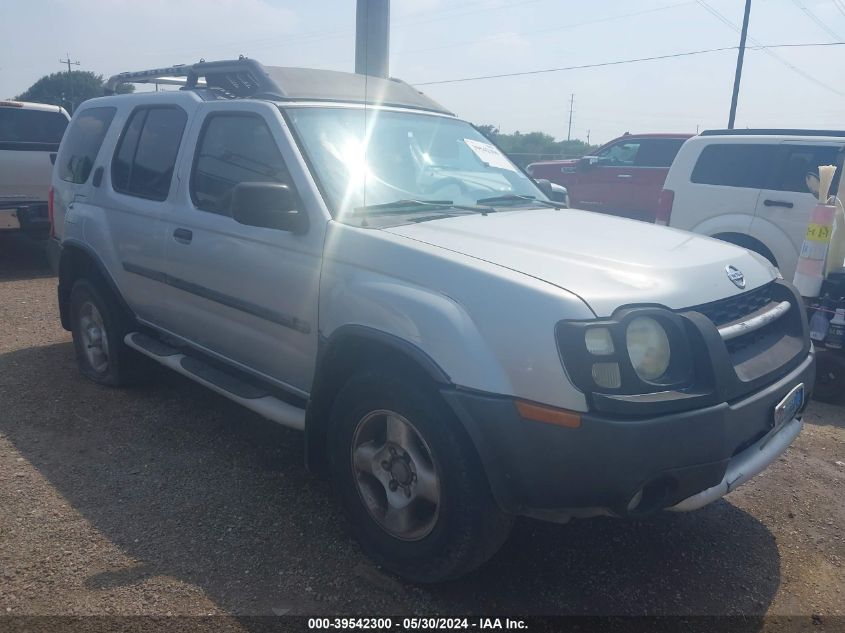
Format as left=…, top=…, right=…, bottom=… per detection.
left=384, top=208, right=776, bottom=317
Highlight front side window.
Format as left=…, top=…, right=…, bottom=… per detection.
left=191, top=113, right=293, bottom=215
left=774, top=145, right=842, bottom=195
left=285, top=106, right=541, bottom=218
left=111, top=106, right=187, bottom=201
left=597, top=140, right=641, bottom=166
left=691, top=144, right=778, bottom=189
left=58, top=107, right=116, bottom=184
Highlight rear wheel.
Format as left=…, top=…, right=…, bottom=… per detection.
left=69, top=278, right=142, bottom=386
left=328, top=369, right=513, bottom=583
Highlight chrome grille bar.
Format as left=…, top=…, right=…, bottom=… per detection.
left=718, top=300, right=791, bottom=341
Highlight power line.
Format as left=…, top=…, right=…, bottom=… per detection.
left=695, top=0, right=841, bottom=95
left=415, top=45, right=736, bottom=86
left=792, top=0, right=842, bottom=41
left=834, top=0, right=845, bottom=20
left=413, top=41, right=845, bottom=88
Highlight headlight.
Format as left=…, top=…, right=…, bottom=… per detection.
left=626, top=317, right=671, bottom=382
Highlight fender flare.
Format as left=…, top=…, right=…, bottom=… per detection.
left=57, top=239, right=134, bottom=330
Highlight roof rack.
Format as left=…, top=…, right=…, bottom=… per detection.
left=701, top=128, right=845, bottom=137
left=105, top=58, right=279, bottom=99
left=104, top=58, right=453, bottom=115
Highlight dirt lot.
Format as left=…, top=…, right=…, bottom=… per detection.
left=0, top=233, right=843, bottom=624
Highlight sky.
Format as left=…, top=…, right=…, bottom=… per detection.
left=1, top=0, right=843, bottom=146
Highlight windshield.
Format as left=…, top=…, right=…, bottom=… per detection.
left=285, top=106, right=543, bottom=218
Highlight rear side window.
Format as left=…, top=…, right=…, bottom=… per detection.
left=58, top=107, right=116, bottom=184
left=111, top=106, right=187, bottom=201
left=691, top=144, right=778, bottom=188
left=190, top=113, right=293, bottom=215
left=774, top=145, right=842, bottom=194
left=634, top=138, right=686, bottom=168
left=0, top=107, right=68, bottom=147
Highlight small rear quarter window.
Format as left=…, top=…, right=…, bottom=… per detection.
left=58, top=107, right=117, bottom=184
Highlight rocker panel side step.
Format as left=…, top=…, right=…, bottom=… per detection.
left=124, top=332, right=305, bottom=431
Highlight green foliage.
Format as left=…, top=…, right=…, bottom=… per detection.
left=15, top=71, right=133, bottom=112
left=476, top=124, right=598, bottom=167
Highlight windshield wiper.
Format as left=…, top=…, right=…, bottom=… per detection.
left=353, top=199, right=496, bottom=215
left=476, top=194, right=562, bottom=209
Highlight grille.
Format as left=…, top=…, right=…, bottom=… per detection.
left=687, top=282, right=787, bottom=356
left=689, top=283, right=775, bottom=327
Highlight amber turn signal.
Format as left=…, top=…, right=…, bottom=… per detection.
left=515, top=400, right=581, bottom=428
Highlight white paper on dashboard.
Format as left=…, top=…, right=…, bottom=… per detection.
left=463, top=138, right=517, bottom=171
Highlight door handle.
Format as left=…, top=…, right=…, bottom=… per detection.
left=173, top=228, right=193, bottom=244
left=763, top=199, right=793, bottom=208
left=616, top=174, right=633, bottom=179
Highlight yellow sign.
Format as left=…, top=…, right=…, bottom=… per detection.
left=806, top=223, right=833, bottom=242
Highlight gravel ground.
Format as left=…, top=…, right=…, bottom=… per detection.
left=0, top=233, right=843, bottom=623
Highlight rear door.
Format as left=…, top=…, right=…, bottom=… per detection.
left=625, top=137, right=686, bottom=222
left=86, top=104, right=193, bottom=325
left=751, top=142, right=844, bottom=278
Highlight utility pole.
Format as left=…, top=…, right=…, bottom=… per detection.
left=728, top=0, right=751, bottom=129
left=355, top=0, right=390, bottom=78
left=586, top=129, right=591, bottom=145
left=59, top=53, right=80, bottom=114
left=567, top=93, right=575, bottom=141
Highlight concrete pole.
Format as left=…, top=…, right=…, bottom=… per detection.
left=355, top=0, right=390, bottom=78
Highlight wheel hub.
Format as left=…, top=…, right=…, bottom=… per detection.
left=351, top=410, right=441, bottom=541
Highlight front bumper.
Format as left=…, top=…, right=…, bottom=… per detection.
left=442, top=350, right=814, bottom=520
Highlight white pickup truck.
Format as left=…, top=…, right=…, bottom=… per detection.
left=50, top=59, right=814, bottom=582
left=0, top=100, right=69, bottom=239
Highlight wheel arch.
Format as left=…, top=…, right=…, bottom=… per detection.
left=304, top=325, right=453, bottom=475
left=58, top=240, right=132, bottom=331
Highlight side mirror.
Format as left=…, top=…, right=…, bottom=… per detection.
left=534, top=178, right=554, bottom=198
left=230, top=182, right=308, bottom=234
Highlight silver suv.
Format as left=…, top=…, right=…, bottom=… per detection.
left=51, top=59, right=814, bottom=582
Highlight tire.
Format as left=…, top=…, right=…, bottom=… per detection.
left=328, top=369, right=514, bottom=583
left=69, top=278, right=141, bottom=386
left=813, top=350, right=845, bottom=404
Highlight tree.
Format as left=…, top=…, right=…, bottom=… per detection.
left=15, top=70, right=133, bottom=113
left=476, top=124, right=598, bottom=168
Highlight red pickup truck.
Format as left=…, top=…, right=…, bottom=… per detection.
left=527, top=133, right=692, bottom=223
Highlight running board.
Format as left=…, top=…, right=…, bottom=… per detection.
left=124, top=332, right=305, bottom=431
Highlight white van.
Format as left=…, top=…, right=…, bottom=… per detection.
left=0, top=100, right=70, bottom=238
left=659, top=130, right=844, bottom=281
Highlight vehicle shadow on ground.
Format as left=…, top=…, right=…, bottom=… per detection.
left=0, top=342, right=781, bottom=620
left=0, top=234, right=53, bottom=281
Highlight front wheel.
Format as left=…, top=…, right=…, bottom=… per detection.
left=328, top=370, right=513, bottom=583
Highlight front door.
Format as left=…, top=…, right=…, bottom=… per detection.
left=162, top=102, right=323, bottom=395
left=751, top=142, right=844, bottom=279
